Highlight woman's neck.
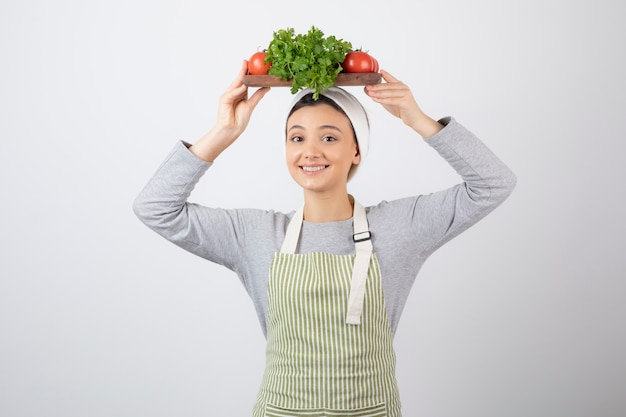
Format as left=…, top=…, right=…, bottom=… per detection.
left=302, top=192, right=354, bottom=223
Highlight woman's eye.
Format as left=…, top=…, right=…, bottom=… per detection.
left=322, top=136, right=336, bottom=142
left=290, top=136, right=303, bottom=142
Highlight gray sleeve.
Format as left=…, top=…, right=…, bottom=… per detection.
left=368, top=117, right=516, bottom=333
left=132, top=141, right=265, bottom=271
left=411, top=116, right=517, bottom=255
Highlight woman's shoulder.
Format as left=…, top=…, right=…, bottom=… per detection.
left=228, top=207, right=295, bottom=237
left=365, top=196, right=421, bottom=221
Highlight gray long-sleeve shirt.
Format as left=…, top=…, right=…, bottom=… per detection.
left=133, top=117, right=516, bottom=337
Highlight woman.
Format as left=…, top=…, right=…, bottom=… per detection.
left=133, top=60, right=516, bottom=416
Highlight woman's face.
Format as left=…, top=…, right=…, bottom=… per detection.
left=285, top=103, right=360, bottom=195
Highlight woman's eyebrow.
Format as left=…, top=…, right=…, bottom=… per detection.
left=287, top=124, right=342, bottom=133
left=287, top=124, right=304, bottom=132
left=319, top=125, right=342, bottom=132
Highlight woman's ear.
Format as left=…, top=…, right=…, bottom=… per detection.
left=353, top=145, right=361, bottom=165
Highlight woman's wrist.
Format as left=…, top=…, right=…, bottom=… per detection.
left=410, top=114, right=444, bottom=139
left=189, top=126, right=238, bottom=162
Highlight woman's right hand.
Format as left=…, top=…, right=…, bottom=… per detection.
left=190, top=61, right=270, bottom=161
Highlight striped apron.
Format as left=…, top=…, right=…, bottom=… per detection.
left=252, top=201, right=402, bottom=417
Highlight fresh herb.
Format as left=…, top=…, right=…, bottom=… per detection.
left=265, top=26, right=353, bottom=99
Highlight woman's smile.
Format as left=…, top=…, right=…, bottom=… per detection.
left=300, top=164, right=330, bottom=173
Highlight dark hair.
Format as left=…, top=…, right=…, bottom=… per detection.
left=288, top=93, right=347, bottom=118
left=286, top=92, right=357, bottom=143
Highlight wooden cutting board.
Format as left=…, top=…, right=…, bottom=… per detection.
left=243, top=72, right=381, bottom=87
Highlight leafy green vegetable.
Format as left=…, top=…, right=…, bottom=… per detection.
left=265, top=26, right=353, bottom=99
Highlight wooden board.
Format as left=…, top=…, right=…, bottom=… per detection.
left=243, top=72, right=381, bottom=87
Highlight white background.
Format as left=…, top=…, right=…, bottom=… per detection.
left=1, top=0, right=625, bottom=416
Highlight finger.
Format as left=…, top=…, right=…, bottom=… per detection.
left=365, top=82, right=408, bottom=99
left=380, top=69, right=401, bottom=83
left=365, top=71, right=404, bottom=94
left=227, top=60, right=248, bottom=89
left=248, top=87, right=271, bottom=110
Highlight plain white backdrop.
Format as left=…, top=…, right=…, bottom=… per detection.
left=1, top=0, right=624, bottom=416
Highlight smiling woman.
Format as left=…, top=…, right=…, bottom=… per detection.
left=133, top=60, right=516, bottom=417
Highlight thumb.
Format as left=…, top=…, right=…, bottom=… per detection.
left=247, top=87, right=271, bottom=110
left=380, top=70, right=401, bottom=83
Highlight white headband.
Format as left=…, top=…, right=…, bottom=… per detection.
left=287, top=87, right=370, bottom=180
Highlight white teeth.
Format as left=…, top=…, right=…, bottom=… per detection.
left=302, top=166, right=326, bottom=172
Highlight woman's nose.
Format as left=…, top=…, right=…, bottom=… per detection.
left=303, top=141, right=320, bottom=157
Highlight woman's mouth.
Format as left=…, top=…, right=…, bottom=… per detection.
left=301, top=165, right=329, bottom=172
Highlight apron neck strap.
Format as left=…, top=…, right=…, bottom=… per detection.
left=280, top=200, right=373, bottom=325
left=280, top=206, right=304, bottom=254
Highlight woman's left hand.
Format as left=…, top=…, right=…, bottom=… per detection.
left=364, top=70, right=443, bottom=139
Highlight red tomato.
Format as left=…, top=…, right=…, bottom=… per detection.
left=372, top=56, right=379, bottom=73
left=247, top=51, right=271, bottom=75
left=342, top=51, right=378, bottom=73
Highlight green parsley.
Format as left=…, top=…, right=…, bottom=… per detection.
left=265, top=26, right=353, bottom=99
